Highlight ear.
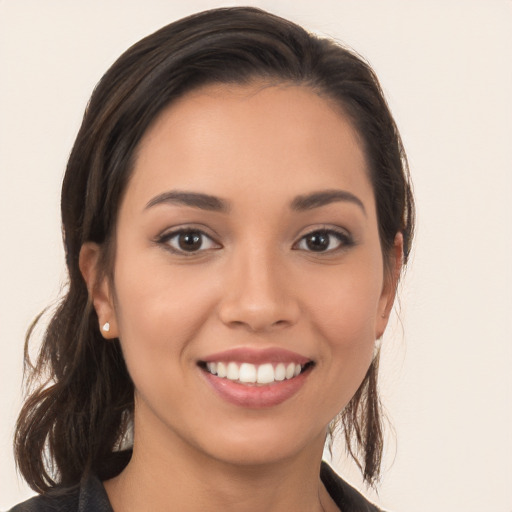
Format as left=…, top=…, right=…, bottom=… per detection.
left=375, top=233, right=403, bottom=339
left=79, top=242, right=119, bottom=339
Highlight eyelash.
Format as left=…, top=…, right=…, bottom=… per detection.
left=293, top=228, right=353, bottom=253
left=156, top=227, right=353, bottom=256
left=156, top=228, right=220, bottom=255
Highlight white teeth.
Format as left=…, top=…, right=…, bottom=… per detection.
left=216, top=362, right=227, bottom=378
left=274, top=363, right=286, bottom=381
left=204, top=361, right=306, bottom=384
left=227, top=362, right=239, bottom=380
left=257, top=363, right=274, bottom=384
left=239, top=363, right=257, bottom=383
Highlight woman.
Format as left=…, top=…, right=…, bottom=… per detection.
left=11, top=7, right=413, bottom=512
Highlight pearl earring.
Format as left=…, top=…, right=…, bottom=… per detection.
left=102, top=322, right=110, bottom=333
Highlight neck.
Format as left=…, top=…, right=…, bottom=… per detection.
left=104, top=419, right=334, bottom=512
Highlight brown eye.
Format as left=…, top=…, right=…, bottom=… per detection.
left=178, top=232, right=203, bottom=251
left=304, top=232, right=330, bottom=252
left=161, top=229, right=220, bottom=254
left=295, top=229, right=352, bottom=253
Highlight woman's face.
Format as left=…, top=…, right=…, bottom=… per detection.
left=88, top=83, right=398, bottom=466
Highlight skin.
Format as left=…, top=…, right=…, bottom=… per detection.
left=80, top=82, right=401, bottom=512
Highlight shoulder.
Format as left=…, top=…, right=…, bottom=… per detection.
left=321, top=461, right=385, bottom=512
left=7, top=487, right=79, bottom=512
left=7, top=473, right=112, bottom=512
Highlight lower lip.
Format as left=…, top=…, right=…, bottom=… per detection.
left=201, top=368, right=311, bottom=408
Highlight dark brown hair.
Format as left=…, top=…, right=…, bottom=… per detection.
left=15, top=6, right=414, bottom=493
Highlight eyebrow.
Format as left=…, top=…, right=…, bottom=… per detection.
left=145, top=188, right=366, bottom=215
left=290, top=189, right=366, bottom=215
left=145, top=191, right=230, bottom=212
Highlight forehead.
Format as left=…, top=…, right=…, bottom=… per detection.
left=127, top=82, right=373, bottom=210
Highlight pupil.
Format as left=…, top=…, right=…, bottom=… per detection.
left=306, top=232, right=329, bottom=251
left=179, top=232, right=202, bottom=251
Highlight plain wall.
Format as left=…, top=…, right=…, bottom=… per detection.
left=1, top=1, right=511, bottom=510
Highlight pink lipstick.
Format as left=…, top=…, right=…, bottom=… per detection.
left=198, top=348, right=314, bottom=408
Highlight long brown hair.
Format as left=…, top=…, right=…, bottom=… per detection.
left=14, top=6, right=414, bottom=493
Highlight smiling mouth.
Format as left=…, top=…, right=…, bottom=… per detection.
left=198, top=360, right=315, bottom=385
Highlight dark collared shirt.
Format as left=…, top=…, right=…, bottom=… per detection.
left=9, top=462, right=383, bottom=511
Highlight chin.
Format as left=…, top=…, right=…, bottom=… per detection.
left=189, top=417, right=328, bottom=468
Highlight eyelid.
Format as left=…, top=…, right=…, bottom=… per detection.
left=292, top=226, right=354, bottom=253
left=156, top=225, right=222, bottom=255
left=154, top=224, right=353, bottom=256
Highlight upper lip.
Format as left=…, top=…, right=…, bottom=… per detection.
left=200, top=347, right=312, bottom=365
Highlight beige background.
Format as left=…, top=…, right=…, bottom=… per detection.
left=1, top=1, right=511, bottom=510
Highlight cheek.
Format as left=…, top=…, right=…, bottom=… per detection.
left=111, top=255, right=219, bottom=371
left=318, top=276, right=382, bottom=401
left=302, top=257, right=384, bottom=402
left=305, top=262, right=384, bottom=344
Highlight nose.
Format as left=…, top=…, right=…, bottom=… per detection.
left=217, top=246, right=300, bottom=333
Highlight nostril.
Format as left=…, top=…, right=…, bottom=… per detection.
left=217, top=282, right=301, bottom=332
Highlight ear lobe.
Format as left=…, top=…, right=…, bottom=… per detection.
left=79, top=242, right=118, bottom=339
left=375, top=233, right=403, bottom=339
